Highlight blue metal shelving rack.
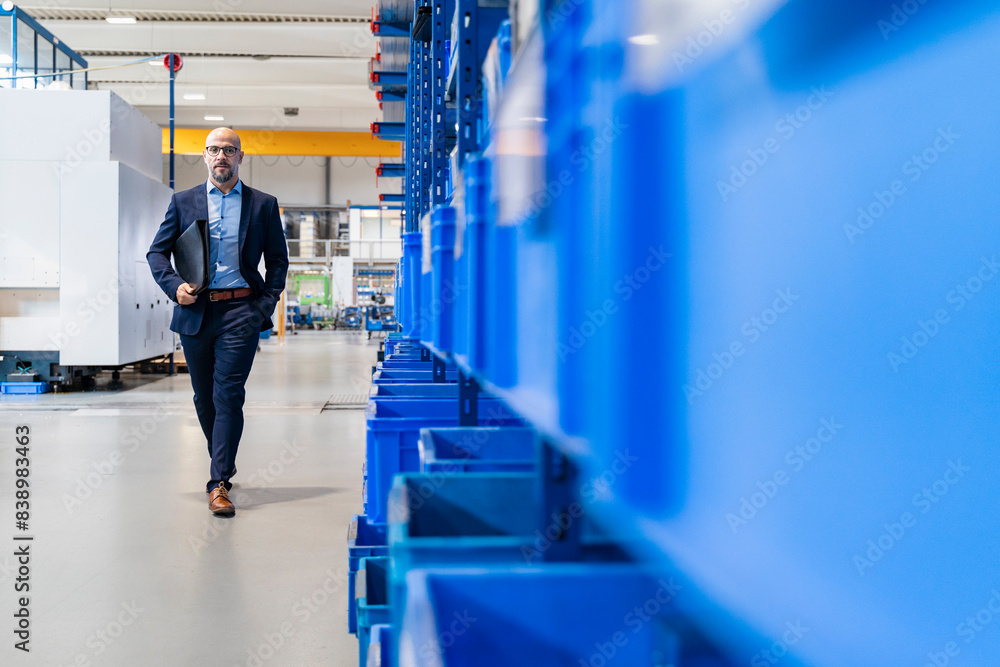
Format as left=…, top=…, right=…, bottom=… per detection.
left=356, top=0, right=1000, bottom=665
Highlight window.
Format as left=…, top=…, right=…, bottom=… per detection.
left=15, top=19, right=35, bottom=89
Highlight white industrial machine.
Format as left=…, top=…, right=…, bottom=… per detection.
left=0, top=89, right=174, bottom=387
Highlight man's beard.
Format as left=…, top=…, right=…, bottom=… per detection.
left=211, top=164, right=233, bottom=183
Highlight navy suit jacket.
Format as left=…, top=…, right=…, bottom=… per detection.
left=146, top=181, right=289, bottom=336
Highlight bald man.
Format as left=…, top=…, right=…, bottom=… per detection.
left=147, top=128, right=288, bottom=516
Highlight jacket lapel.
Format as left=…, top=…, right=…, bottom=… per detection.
left=238, top=184, right=253, bottom=250
left=195, top=184, right=209, bottom=226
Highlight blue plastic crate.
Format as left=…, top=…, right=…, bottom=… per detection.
left=367, top=623, right=392, bottom=667
left=1, top=381, right=48, bottom=395
left=376, top=360, right=435, bottom=370
left=372, top=369, right=459, bottom=384
left=430, top=206, right=457, bottom=354
left=370, top=383, right=460, bottom=399
left=454, top=155, right=491, bottom=375
left=398, top=565, right=712, bottom=666
left=357, top=556, right=391, bottom=667
left=348, top=515, right=388, bottom=635
left=418, top=427, right=536, bottom=473
left=401, top=232, right=423, bottom=339
left=365, top=398, right=524, bottom=524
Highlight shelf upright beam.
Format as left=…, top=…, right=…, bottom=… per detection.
left=455, top=0, right=508, bottom=170
left=430, top=0, right=454, bottom=207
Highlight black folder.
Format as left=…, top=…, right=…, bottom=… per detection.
left=172, top=219, right=210, bottom=295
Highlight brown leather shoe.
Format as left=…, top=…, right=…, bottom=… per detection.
left=208, top=482, right=235, bottom=516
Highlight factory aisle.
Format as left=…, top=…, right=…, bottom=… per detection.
left=0, top=331, right=375, bottom=666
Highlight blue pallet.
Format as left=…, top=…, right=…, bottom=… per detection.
left=419, top=426, right=536, bottom=473
left=348, top=515, right=388, bottom=635
left=365, top=398, right=524, bottom=524
left=397, top=565, right=739, bottom=666
left=357, top=557, right=391, bottom=667
left=1, top=381, right=48, bottom=394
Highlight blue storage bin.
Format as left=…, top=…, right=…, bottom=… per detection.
left=365, top=399, right=524, bottom=524
left=430, top=206, right=457, bottom=354
left=400, top=232, right=423, bottom=339
left=347, top=514, right=388, bottom=635
left=372, top=369, right=459, bottom=384
left=370, top=383, right=459, bottom=399
left=538, top=0, right=1000, bottom=663
left=398, top=565, right=708, bottom=666
left=1, top=381, right=48, bottom=394
left=461, top=156, right=491, bottom=375
left=357, top=556, right=391, bottom=667
left=376, top=360, right=434, bottom=370
left=367, top=623, right=392, bottom=667
left=420, top=212, right=434, bottom=346
left=419, top=426, right=536, bottom=473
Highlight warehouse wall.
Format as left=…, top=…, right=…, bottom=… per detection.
left=161, top=154, right=400, bottom=207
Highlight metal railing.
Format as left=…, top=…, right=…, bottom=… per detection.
left=285, top=238, right=402, bottom=265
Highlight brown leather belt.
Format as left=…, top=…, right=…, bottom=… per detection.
left=208, top=288, right=252, bottom=302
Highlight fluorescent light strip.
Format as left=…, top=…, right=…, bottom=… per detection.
left=204, top=115, right=224, bottom=121
left=106, top=16, right=137, bottom=24
left=183, top=93, right=206, bottom=101
left=628, top=34, right=659, bottom=46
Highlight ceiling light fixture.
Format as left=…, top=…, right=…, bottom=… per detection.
left=183, top=93, right=206, bottom=101
left=105, top=16, right=137, bottom=25
left=204, top=115, right=224, bottom=121
left=628, top=34, right=659, bottom=46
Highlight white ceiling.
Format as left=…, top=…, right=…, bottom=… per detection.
left=22, top=1, right=385, bottom=131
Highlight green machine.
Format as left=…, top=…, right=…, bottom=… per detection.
left=291, top=274, right=331, bottom=307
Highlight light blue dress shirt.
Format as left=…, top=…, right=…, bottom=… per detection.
left=206, top=179, right=249, bottom=289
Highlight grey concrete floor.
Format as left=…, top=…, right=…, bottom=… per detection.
left=0, top=330, right=380, bottom=667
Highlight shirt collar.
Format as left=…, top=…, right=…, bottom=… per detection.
left=207, top=178, right=243, bottom=196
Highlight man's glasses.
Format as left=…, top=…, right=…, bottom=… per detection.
left=205, top=145, right=238, bottom=157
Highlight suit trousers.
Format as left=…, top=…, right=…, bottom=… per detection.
left=179, top=297, right=263, bottom=492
